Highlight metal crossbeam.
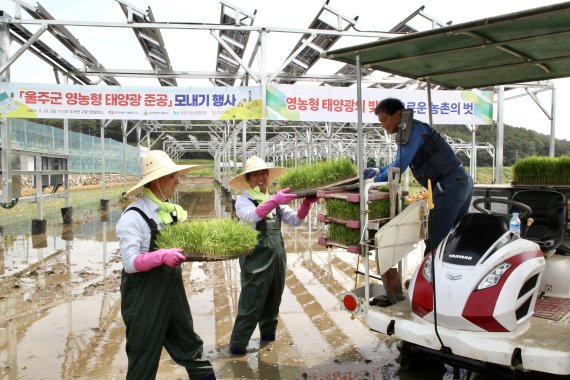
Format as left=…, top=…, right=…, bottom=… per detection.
left=6, top=17, right=94, bottom=84
left=15, top=0, right=120, bottom=85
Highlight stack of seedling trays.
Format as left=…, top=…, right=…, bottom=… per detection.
left=512, top=155, right=570, bottom=186
left=317, top=186, right=392, bottom=254
left=155, top=218, right=259, bottom=261
left=278, top=158, right=408, bottom=254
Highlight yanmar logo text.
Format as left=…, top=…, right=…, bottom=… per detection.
left=449, top=254, right=472, bottom=260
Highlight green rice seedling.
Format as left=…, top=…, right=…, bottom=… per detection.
left=326, top=198, right=390, bottom=220
left=556, top=155, right=570, bottom=185
left=369, top=199, right=390, bottom=219
left=278, top=158, right=357, bottom=191
left=328, top=224, right=361, bottom=245
left=2, top=233, right=16, bottom=247
left=513, top=156, right=539, bottom=184
left=155, top=218, right=259, bottom=261
left=513, top=155, right=570, bottom=185
left=326, top=199, right=359, bottom=220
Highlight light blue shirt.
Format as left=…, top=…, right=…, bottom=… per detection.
left=116, top=196, right=165, bottom=273
left=235, top=189, right=304, bottom=228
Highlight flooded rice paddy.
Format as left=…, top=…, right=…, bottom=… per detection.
left=0, top=178, right=563, bottom=379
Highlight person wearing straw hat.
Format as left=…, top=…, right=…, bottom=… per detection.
left=228, top=155, right=318, bottom=355
left=116, top=150, right=216, bottom=380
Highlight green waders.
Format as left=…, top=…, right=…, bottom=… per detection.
left=120, top=209, right=214, bottom=380
left=230, top=210, right=286, bottom=350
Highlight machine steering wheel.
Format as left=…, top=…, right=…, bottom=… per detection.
left=472, top=197, right=532, bottom=219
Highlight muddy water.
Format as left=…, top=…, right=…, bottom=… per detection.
left=0, top=180, right=558, bottom=380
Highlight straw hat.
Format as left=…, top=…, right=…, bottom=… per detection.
left=229, top=156, right=286, bottom=189
left=126, top=150, right=200, bottom=196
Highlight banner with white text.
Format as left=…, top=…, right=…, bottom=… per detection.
left=0, top=83, right=493, bottom=124
left=266, top=84, right=493, bottom=125
left=0, top=83, right=263, bottom=120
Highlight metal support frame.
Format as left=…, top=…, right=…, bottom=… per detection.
left=14, top=0, right=120, bottom=85
left=0, top=1, right=560, bottom=196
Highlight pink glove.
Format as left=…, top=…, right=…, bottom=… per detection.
left=273, top=188, right=298, bottom=204
left=255, top=188, right=298, bottom=218
left=297, top=197, right=318, bottom=219
left=133, top=248, right=187, bottom=272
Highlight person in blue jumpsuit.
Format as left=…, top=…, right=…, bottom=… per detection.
left=363, top=98, right=473, bottom=255
left=116, top=150, right=216, bottom=379
left=228, top=156, right=318, bottom=355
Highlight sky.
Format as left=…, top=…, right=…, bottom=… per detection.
left=1, top=0, right=569, bottom=141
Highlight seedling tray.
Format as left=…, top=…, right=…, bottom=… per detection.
left=317, top=237, right=360, bottom=254
left=184, top=250, right=252, bottom=262
left=317, top=213, right=360, bottom=228
left=317, top=189, right=391, bottom=202
left=291, top=176, right=359, bottom=197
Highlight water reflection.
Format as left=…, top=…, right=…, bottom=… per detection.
left=31, top=232, right=48, bottom=249
left=61, top=224, right=74, bottom=241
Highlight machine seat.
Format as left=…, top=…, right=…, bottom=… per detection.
left=512, top=190, right=568, bottom=251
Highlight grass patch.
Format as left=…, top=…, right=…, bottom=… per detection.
left=177, top=159, right=215, bottom=177
left=2, top=233, right=16, bottom=246
left=187, top=167, right=215, bottom=177
left=155, top=218, right=259, bottom=260
left=278, top=158, right=357, bottom=191
left=177, top=183, right=214, bottom=193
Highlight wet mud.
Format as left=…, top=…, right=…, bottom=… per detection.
left=0, top=178, right=563, bottom=379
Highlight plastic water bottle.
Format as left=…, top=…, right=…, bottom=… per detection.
left=509, top=212, right=521, bottom=235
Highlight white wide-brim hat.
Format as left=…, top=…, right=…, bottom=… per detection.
left=229, top=156, right=286, bottom=190
left=126, top=150, right=200, bottom=196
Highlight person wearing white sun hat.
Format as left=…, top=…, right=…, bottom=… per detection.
left=228, top=155, right=318, bottom=355
left=116, top=150, right=215, bottom=380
